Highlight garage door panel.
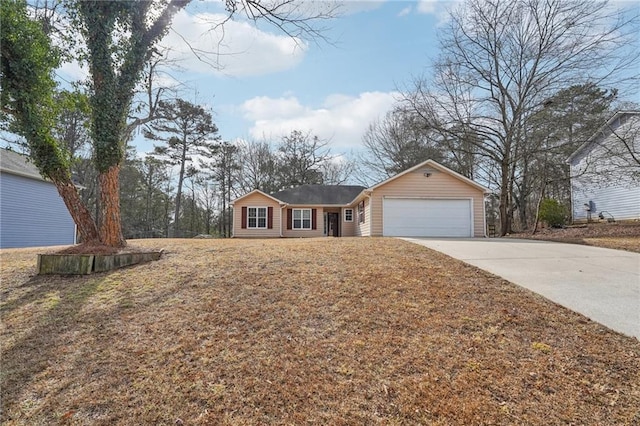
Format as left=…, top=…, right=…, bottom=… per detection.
left=383, top=198, right=472, bottom=237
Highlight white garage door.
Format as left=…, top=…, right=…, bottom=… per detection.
left=383, top=198, right=472, bottom=237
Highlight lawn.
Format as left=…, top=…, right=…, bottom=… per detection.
left=515, top=222, right=640, bottom=253
left=1, top=238, right=639, bottom=425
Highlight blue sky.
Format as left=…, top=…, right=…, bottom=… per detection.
left=123, top=1, right=451, bottom=156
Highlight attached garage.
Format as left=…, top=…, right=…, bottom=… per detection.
left=232, top=159, right=490, bottom=239
left=383, top=198, right=473, bottom=237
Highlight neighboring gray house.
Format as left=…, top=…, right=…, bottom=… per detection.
left=567, top=111, right=640, bottom=223
left=1, top=149, right=76, bottom=248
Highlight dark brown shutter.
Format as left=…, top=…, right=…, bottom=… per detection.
left=287, top=209, right=292, bottom=230
left=267, top=207, right=273, bottom=229
left=241, top=206, right=247, bottom=229
left=311, top=208, right=317, bottom=230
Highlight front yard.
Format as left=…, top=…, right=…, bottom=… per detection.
left=514, top=221, right=640, bottom=253
left=1, top=238, right=639, bottom=425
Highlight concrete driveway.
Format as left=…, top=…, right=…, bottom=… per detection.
left=402, top=238, right=640, bottom=339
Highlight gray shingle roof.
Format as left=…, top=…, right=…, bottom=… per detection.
left=270, top=184, right=366, bottom=205
left=0, top=148, right=43, bottom=180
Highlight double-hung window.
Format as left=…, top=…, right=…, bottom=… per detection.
left=358, top=201, right=365, bottom=223
left=344, top=209, right=353, bottom=222
left=248, top=207, right=267, bottom=228
left=292, top=208, right=312, bottom=230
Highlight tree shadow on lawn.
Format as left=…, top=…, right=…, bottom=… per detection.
left=0, top=266, right=180, bottom=421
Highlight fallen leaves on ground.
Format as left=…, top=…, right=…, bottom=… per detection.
left=1, top=238, right=639, bottom=425
left=511, top=222, right=640, bottom=253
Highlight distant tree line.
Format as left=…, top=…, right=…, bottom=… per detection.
left=11, top=90, right=354, bottom=239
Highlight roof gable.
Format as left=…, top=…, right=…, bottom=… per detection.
left=369, top=159, right=490, bottom=193
left=230, top=189, right=284, bottom=205
left=567, top=110, right=640, bottom=164
left=270, top=184, right=367, bottom=205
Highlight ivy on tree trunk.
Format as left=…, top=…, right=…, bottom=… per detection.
left=77, top=0, right=189, bottom=247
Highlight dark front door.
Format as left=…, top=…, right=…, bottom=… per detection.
left=328, top=213, right=340, bottom=237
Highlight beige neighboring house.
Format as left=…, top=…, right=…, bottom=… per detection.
left=231, top=159, right=490, bottom=238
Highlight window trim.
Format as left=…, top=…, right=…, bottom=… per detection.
left=247, top=206, right=268, bottom=229
left=344, top=208, right=353, bottom=222
left=358, top=201, right=365, bottom=224
left=292, top=208, right=312, bottom=230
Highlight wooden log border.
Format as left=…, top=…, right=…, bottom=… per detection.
left=37, top=251, right=163, bottom=275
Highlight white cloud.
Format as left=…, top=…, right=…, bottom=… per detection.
left=160, top=10, right=307, bottom=77
left=241, top=96, right=307, bottom=121
left=240, top=91, right=399, bottom=152
left=55, top=8, right=306, bottom=84
left=416, top=0, right=457, bottom=25
left=417, top=0, right=438, bottom=15
left=398, top=6, right=413, bottom=17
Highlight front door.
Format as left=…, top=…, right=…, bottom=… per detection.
left=328, top=213, right=340, bottom=237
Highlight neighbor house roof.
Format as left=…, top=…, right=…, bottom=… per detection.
left=0, top=148, right=43, bottom=181
left=567, top=110, right=640, bottom=164
left=270, top=184, right=367, bottom=205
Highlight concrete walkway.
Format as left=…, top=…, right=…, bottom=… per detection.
left=401, top=238, right=640, bottom=339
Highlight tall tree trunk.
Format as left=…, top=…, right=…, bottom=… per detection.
left=499, top=160, right=511, bottom=236
left=174, top=143, right=188, bottom=237
left=98, top=165, right=126, bottom=247
left=532, top=181, right=547, bottom=235
left=52, top=175, right=100, bottom=244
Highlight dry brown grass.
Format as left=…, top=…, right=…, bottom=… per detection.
left=1, top=238, right=639, bottom=425
left=515, top=222, right=640, bottom=253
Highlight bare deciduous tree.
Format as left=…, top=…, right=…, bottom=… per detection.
left=277, top=130, right=330, bottom=188
left=359, top=109, right=447, bottom=182
left=402, top=0, right=639, bottom=235
left=236, top=139, right=280, bottom=194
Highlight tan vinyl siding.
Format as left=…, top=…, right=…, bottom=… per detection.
left=232, top=193, right=282, bottom=238
left=341, top=207, right=357, bottom=237
left=282, top=206, right=325, bottom=238
left=353, top=197, right=371, bottom=237
left=371, top=167, right=486, bottom=237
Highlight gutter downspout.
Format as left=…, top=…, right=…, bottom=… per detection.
left=229, top=204, right=235, bottom=238
left=365, top=190, right=373, bottom=237
left=482, top=194, right=488, bottom=238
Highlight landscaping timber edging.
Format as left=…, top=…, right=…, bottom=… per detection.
left=37, top=251, right=163, bottom=275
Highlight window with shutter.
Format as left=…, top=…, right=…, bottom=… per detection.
left=241, top=207, right=247, bottom=228
left=292, top=208, right=313, bottom=230
left=247, top=207, right=268, bottom=228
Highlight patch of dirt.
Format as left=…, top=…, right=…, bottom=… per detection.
left=1, top=238, right=639, bottom=425
left=510, top=222, right=640, bottom=253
